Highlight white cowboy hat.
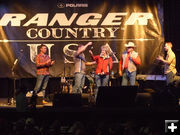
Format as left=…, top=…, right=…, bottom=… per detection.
left=125, top=42, right=136, bottom=48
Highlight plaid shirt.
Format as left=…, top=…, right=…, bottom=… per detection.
left=36, top=53, right=50, bottom=75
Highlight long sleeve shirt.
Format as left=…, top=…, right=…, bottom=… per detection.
left=119, top=51, right=141, bottom=73
left=36, top=54, right=51, bottom=75
left=164, top=49, right=177, bottom=74
left=91, top=54, right=113, bottom=75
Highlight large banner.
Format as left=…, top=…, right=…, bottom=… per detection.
left=0, top=0, right=164, bottom=78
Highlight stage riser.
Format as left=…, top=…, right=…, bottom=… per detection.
left=96, top=86, right=138, bottom=107
left=26, top=97, right=43, bottom=105
left=53, top=93, right=90, bottom=108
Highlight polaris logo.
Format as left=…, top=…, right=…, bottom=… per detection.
left=57, top=3, right=65, bottom=8
left=66, top=4, right=88, bottom=8
left=57, top=3, right=88, bottom=8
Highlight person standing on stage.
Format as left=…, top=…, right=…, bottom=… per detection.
left=157, top=42, right=177, bottom=85
left=33, top=44, right=55, bottom=104
left=72, top=42, right=92, bottom=94
left=89, top=44, right=113, bottom=98
left=119, top=42, right=141, bottom=86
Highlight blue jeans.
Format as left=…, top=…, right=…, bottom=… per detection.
left=34, top=75, right=49, bottom=98
left=166, top=71, right=175, bottom=86
left=121, top=70, right=136, bottom=86
left=95, top=74, right=109, bottom=99
left=72, top=72, right=85, bottom=94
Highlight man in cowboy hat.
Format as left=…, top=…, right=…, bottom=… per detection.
left=119, top=42, right=141, bottom=86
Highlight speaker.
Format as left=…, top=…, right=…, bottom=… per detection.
left=135, top=93, right=152, bottom=107
left=16, top=92, right=28, bottom=112
left=96, top=86, right=137, bottom=107
left=152, top=90, right=179, bottom=107
left=53, top=93, right=82, bottom=107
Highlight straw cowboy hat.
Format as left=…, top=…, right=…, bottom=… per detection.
left=125, top=42, right=136, bottom=48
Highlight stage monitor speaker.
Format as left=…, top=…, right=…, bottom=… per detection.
left=53, top=93, right=82, bottom=108
left=152, top=90, right=179, bottom=107
left=16, top=92, right=28, bottom=112
left=135, top=93, right=152, bottom=107
left=96, top=86, right=137, bottom=107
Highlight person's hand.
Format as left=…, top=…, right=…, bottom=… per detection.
left=101, top=72, right=105, bottom=75
left=156, top=55, right=163, bottom=61
left=51, top=60, right=55, bottom=65
left=87, top=42, right=92, bottom=46
left=130, top=52, right=138, bottom=59
left=46, top=59, right=51, bottom=65
left=119, top=71, right=122, bottom=76
left=89, top=50, right=93, bottom=55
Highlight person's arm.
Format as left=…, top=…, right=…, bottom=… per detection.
left=48, top=58, right=55, bottom=67
left=119, top=57, right=123, bottom=76
left=131, top=55, right=141, bottom=65
left=50, top=60, right=55, bottom=66
left=76, top=42, right=92, bottom=56
left=109, top=57, right=113, bottom=70
left=85, top=61, right=96, bottom=66
left=157, top=54, right=175, bottom=65
left=89, top=50, right=98, bottom=61
left=36, top=56, right=47, bottom=67
left=36, top=55, right=51, bottom=67
left=130, top=52, right=141, bottom=65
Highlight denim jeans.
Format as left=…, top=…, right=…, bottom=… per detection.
left=34, top=75, right=49, bottom=98
left=72, top=72, right=85, bottom=94
left=166, top=71, right=175, bottom=86
left=95, top=74, right=109, bottom=99
left=121, top=69, right=136, bottom=86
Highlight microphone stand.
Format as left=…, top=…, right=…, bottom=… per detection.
left=8, top=51, right=23, bottom=105
left=8, top=59, right=18, bottom=105
left=107, top=56, right=112, bottom=87
left=61, top=56, right=70, bottom=93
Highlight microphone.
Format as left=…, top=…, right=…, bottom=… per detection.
left=90, top=46, right=93, bottom=50
left=20, top=49, right=23, bottom=53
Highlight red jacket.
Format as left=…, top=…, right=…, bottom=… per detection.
left=119, top=51, right=141, bottom=73
left=91, top=55, right=113, bottom=75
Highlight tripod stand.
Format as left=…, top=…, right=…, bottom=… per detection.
left=61, top=57, right=72, bottom=93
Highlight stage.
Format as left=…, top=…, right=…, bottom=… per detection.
left=0, top=92, right=180, bottom=119
left=0, top=77, right=180, bottom=115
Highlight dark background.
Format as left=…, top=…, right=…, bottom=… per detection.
left=164, top=0, right=180, bottom=74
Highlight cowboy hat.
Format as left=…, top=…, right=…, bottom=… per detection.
left=125, top=42, right=136, bottom=48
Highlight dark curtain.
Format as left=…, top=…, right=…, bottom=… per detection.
left=164, top=0, right=180, bottom=73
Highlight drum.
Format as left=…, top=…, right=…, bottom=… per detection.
left=72, top=75, right=95, bottom=93
left=61, top=78, right=73, bottom=93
